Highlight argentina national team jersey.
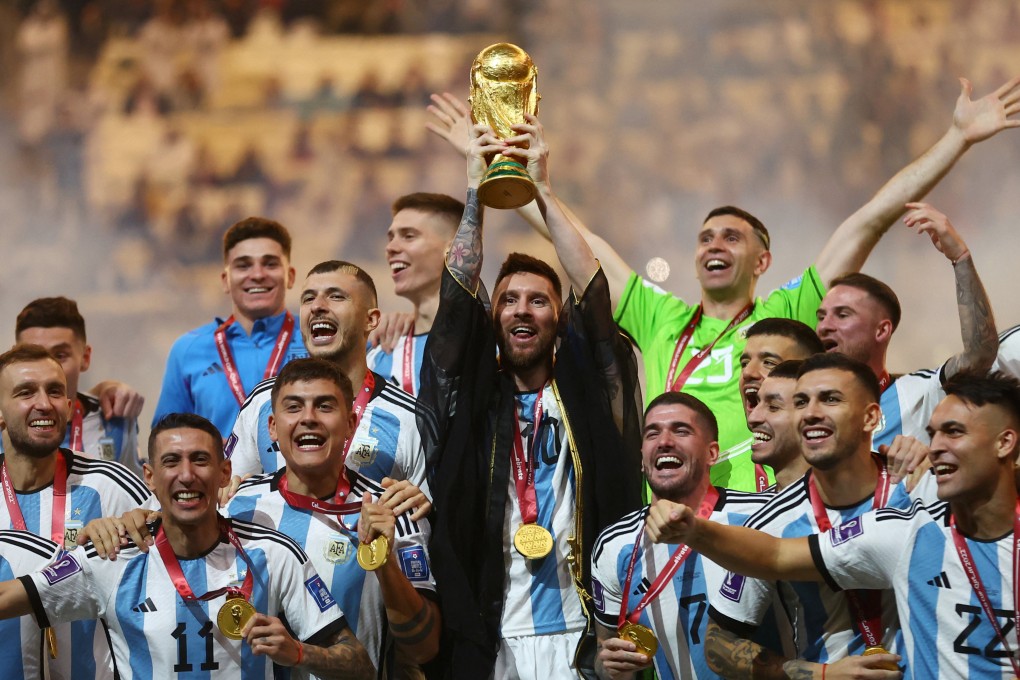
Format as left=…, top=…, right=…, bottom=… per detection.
left=591, top=489, right=772, bottom=679
left=0, top=531, right=62, bottom=680
left=0, top=449, right=151, bottom=680
left=366, top=332, right=428, bottom=396
left=227, top=468, right=436, bottom=673
left=21, top=518, right=346, bottom=680
left=812, top=500, right=1018, bottom=679
left=708, top=471, right=914, bottom=664
left=500, top=386, right=586, bottom=638
left=873, top=368, right=947, bottom=450
left=226, top=372, right=427, bottom=495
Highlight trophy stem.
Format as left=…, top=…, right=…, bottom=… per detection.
left=478, top=154, right=538, bottom=210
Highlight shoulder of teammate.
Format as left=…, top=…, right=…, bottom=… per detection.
left=228, top=516, right=312, bottom=565
left=714, top=487, right=774, bottom=525
left=350, top=471, right=423, bottom=538
left=370, top=374, right=417, bottom=418
left=0, top=530, right=62, bottom=565
left=67, top=449, right=151, bottom=507
left=758, top=266, right=825, bottom=315
left=592, top=505, right=647, bottom=566
left=741, top=474, right=810, bottom=532
left=233, top=471, right=275, bottom=497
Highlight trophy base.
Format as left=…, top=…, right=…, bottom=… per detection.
left=478, top=158, right=537, bottom=210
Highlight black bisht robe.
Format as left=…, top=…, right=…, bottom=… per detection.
left=417, top=265, right=643, bottom=679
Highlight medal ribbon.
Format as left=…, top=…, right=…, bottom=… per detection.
left=808, top=457, right=890, bottom=647
left=156, top=518, right=255, bottom=602
left=877, top=371, right=892, bottom=394
left=664, top=304, right=753, bottom=393
left=69, top=400, right=84, bottom=452
left=214, top=312, right=295, bottom=406
left=511, top=392, right=544, bottom=525
left=401, top=323, right=415, bottom=394
left=754, top=464, right=769, bottom=492
left=950, top=501, right=1020, bottom=677
left=278, top=473, right=363, bottom=516
left=1, top=453, right=67, bottom=544
left=618, top=486, right=720, bottom=629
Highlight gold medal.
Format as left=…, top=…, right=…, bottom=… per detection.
left=513, top=523, right=553, bottom=560
left=862, top=646, right=898, bottom=671
left=217, top=597, right=256, bottom=640
left=357, top=535, right=389, bottom=571
left=619, top=621, right=658, bottom=658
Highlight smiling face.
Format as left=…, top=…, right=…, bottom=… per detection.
left=15, top=327, right=91, bottom=398
left=0, top=358, right=70, bottom=459
left=385, top=209, right=452, bottom=304
left=793, top=367, right=880, bottom=471
left=221, top=237, right=296, bottom=323
left=815, top=285, right=890, bottom=361
left=695, top=214, right=770, bottom=299
left=492, top=272, right=559, bottom=375
left=299, top=270, right=379, bottom=362
left=926, top=395, right=1017, bottom=503
left=144, top=427, right=230, bottom=527
left=269, top=377, right=356, bottom=478
left=747, top=375, right=802, bottom=469
left=740, top=334, right=806, bottom=414
left=642, top=402, right=719, bottom=502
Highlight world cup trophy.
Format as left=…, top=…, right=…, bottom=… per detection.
left=469, top=43, right=540, bottom=209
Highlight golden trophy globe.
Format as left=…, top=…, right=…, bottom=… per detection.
left=469, top=43, right=540, bottom=209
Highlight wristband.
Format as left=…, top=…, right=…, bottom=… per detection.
left=821, top=663, right=827, bottom=680
left=295, top=640, right=304, bottom=666
left=951, top=250, right=971, bottom=266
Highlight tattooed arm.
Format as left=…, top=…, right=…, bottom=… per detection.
left=901, top=203, right=997, bottom=378
left=446, top=124, right=506, bottom=292
left=300, top=624, right=375, bottom=680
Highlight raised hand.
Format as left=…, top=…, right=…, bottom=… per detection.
left=902, top=202, right=968, bottom=263
left=501, top=113, right=551, bottom=189
left=952, top=75, right=1020, bottom=144
left=426, top=92, right=472, bottom=157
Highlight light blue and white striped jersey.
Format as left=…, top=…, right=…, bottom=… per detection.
left=500, top=387, right=586, bottom=638
left=227, top=468, right=436, bottom=674
left=366, top=332, right=428, bottom=397
left=22, top=518, right=347, bottom=680
left=812, top=500, right=1017, bottom=679
left=0, top=531, right=62, bottom=680
left=226, top=372, right=427, bottom=495
left=874, top=368, right=946, bottom=449
left=708, top=469, right=915, bottom=664
left=0, top=449, right=151, bottom=680
left=591, top=488, right=772, bottom=679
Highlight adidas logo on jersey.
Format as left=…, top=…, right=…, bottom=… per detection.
left=926, top=571, right=951, bottom=588
left=132, top=597, right=157, bottom=613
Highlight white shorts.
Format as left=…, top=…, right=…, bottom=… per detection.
left=492, top=629, right=583, bottom=680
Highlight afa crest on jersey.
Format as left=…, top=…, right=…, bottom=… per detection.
left=349, top=439, right=378, bottom=467
left=323, top=533, right=355, bottom=565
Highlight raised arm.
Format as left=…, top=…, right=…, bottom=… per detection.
left=446, top=123, right=504, bottom=292
left=902, top=202, right=997, bottom=378
left=428, top=93, right=633, bottom=305
left=501, top=114, right=599, bottom=291
left=815, top=76, right=1020, bottom=285
left=644, top=499, right=819, bottom=582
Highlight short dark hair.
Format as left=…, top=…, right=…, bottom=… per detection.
left=222, top=217, right=292, bottom=260
left=704, top=205, right=770, bottom=250
left=148, top=413, right=224, bottom=464
left=767, top=359, right=804, bottom=381
left=797, top=352, right=881, bottom=403
left=745, top=318, right=824, bottom=357
left=271, top=358, right=355, bottom=412
left=16, top=297, right=87, bottom=343
left=494, top=253, right=562, bottom=301
left=828, top=272, right=901, bottom=331
left=0, top=344, right=61, bottom=379
left=943, top=370, right=1020, bottom=426
left=645, top=391, right=719, bottom=442
left=392, top=192, right=464, bottom=235
left=305, top=260, right=378, bottom=307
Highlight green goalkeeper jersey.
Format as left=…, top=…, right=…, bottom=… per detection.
left=615, top=267, right=825, bottom=490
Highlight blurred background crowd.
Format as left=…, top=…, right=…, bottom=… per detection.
left=3, top=0, right=1020, bottom=438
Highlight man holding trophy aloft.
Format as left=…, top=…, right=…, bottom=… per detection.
left=417, top=44, right=643, bottom=680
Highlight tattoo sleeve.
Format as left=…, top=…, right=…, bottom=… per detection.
left=704, top=619, right=819, bottom=679
left=390, top=598, right=438, bottom=647
left=447, top=188, right=484, bottom=292
left=945, top=254, right=997, bottom=378
left=300, top=625, right=375, bottom=680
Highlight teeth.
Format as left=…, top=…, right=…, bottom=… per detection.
left=804, top=429, right=829, bottom=440
left=390, top=263, right=408, bottom=272
left=655, top=455, right=682, bottom=469
left=175, top=491, right=200, bottom=500
left=311, top=321, right=336, bottom=332
left=296, top=434, right=325, bottom=448
left=29, top=419, right=55, bottom=427
left=247, top=287, right=269, bottom=293
left=753, top=431, right=772, bottom=443
left=512, top=327, right=535, bottom=336
left=706, top=259, right=727, bottom=271
left=934, top=464, right=957, bottom=475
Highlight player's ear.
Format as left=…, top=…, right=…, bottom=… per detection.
left=268, top=414, right=278, bottom=443
left=143, top=461, right=155, bottom=492
left=366, top=307, right=381, bottom=334
left=286, top=265, right=296, bottom=289
left=706, top=442, right=720, bottom=467
left=863, top=402, right=882, bottom=433
left=996, top=427, right=1018, bottom=463
left=219, top=458, right=232, bottom=489
left=80, top=344, right=92, bottom=372
left=753, top=249, right=772, bottom=277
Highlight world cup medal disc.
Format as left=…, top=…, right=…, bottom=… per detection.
left=619, top=621, right=658, bottom=658
left=217, top=597, right=256, bottom=640
left=513, top=523, right=553, bottom=560
left=357, top=535, right=389, bottom=571
left=862, top=646, right=899, bottom=671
